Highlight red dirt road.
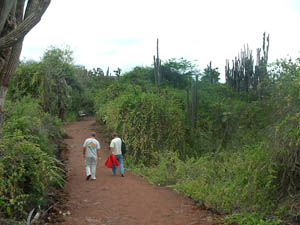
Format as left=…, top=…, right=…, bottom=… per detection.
left=59, top=118, right=218, bottom=225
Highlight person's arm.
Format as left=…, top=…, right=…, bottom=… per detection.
left=97, top=146, right=101, bottom=160
left=110, top=146, right=115, bottom=154
left=97, top=149, right=101, bottom=160
left=83, top=140, right=87, bottom=158
left=109, top=140, right=114, bottom=154
left=97, top=141, right=101, bottom=160
left=83, top=147, right=86, bottom=158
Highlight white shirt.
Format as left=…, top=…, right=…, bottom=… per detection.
left=83, top=138, right=100, bottom=158
left=110, top=137, right=122, bottom=155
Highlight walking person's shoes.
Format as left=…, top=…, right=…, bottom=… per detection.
left=121, top=174, right=125, bottom=177
left=86, top=175, right=91, bottom=180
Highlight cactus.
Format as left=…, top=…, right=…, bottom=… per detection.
left=190, top=75, right=199, bottom=129
left=225, top=33, right=269, bottom=96
left=153, top=39, right=162, bottom=94
left=255, top=32, right=270, bottom=98
left=186, top=87, right=191, bottom=125
left=203, top=61, right=220, bottom=84
left=114, top=67, right=121, bottom=79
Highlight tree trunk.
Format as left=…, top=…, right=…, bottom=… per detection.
left=0, top=86, right=8, bottom=138
left=0, top=0, right=51, bottom=136
left=58, top=101, right=64, bottom=119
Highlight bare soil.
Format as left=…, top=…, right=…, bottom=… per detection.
left=54, top=118, right=221, bottom=225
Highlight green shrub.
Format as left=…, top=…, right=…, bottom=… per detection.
left=0, top=97, right=64, bottom=219
left=0, top=134, right=64, bottom=218
left=96, top=85, right=189, bottom=165
left=3, top=97, right=62, bottom=156
left=131, top=151, right=187, bottom=186
left=129, top=143, right=279, bottom=222
left=174, top=144, right=278, bottom=214
left=224, top=212, right=282, bottom=225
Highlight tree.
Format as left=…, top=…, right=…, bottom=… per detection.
left=7, top=48, right=90, bottom=119
left=121, top=66, right=154, bottom=86
left=162, top=57, right=198, bottom=89
left=6, top=59, right=41, bottom=101
left=39, top=47, right=75, bottom=119
left=0, top=0, right=51, bottom=137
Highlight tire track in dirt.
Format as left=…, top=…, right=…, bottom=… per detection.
left=58, top=118, right=219, bottom=225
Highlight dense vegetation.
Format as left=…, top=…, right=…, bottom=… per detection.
left=0, top=47, right=98, bottom=223
left=0, top=97, right=64, bottom=220
left=1, top=38, right=300, bottom=224
left=93, top=54, right=300, bottom=225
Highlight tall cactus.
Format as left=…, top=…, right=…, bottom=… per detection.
left=241, top=45, right=254, bottom=93
left=191, top=75, right=199, bottom=129
left=203, top=61, right=220, bottom=84
left=186, top=87, right=191, bottom=125
left=194, top=75, right=199, bottom=129
left=225, top=59, right=232, bottom=86
left=106, top=67, right=110, bottom=76
left=153, top=38, right=162, bottom=94
left=114, top=67, right=121, bottom=79
left=225, top=33, right=269, bottom=96
left=255, top=32, right=270, bottom=98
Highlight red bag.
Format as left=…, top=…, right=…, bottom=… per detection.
left=105, top=154, right=119, bottom=168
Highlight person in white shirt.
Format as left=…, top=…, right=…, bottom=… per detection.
left=110, top=133, right=125, bottom=177
left=83, top=132, right=101, bottom=180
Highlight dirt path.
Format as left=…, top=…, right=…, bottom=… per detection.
left=58, top=118, right=219, bottom=225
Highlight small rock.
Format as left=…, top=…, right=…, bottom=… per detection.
left=85, top=217, right=100, bottom=223
left=63, top=210, right=71, bottom=216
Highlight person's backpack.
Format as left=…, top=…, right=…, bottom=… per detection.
left=121, top=138, right=126, bottom=155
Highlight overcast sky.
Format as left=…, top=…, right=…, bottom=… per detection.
left=21, top=0, right=300, bottom=80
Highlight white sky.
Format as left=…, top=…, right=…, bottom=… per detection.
left=21, top=0, right=300, bottom=81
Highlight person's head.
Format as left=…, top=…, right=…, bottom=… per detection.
left=112, top=133, right=118, bottom=138
left=90, top=131, right=96, bottom=137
